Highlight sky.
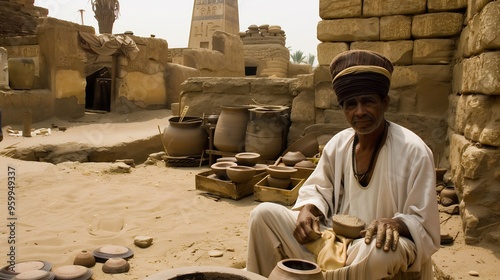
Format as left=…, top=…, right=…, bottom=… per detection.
left=33, top=0, right=321, bottom=61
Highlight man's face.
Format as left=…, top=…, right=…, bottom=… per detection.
left=341, top=93, right=389, bottom=135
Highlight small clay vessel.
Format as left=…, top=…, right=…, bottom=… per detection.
left=73, top=250, right=96, bottom=268
left=266, top=166, right=297, bottom=179
left=268, top=259, right=324, bottom=280
left=267, top=176, right=290, bottom=189
left=235, top=152, right=260, bottom=166
left=331, top=214, right=366, bottom=239
left=281, top=151, right=306, bottom=166
left=102, top=258, right=130, bottom=274
left=294, top=160, right=316, bottom=169
left=440, top=185, right=458, bottom=206
left=211, top=162, right=237, bottom=180
left=226, top=166, right=256, bottom=183
left=216, top=157, right=237, bottom=163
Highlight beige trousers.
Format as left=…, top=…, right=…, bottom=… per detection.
left=247, top=202, right=426, bottom=280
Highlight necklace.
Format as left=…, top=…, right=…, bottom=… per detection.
left=352, top=122, right=388, bottom=184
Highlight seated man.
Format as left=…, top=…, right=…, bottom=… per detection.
left=246, top=50, right=440, bottom=279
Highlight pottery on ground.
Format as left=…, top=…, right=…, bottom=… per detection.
left=52, top=265, right=92, bottom=280
left=245, top=107, right=288, bottom=160
left=282, top=151, right=306, bottom=166
left=211, top=161, right=237, bottom=180
left=162, top=116, right=207, bottom=157
left=226, top=165, right=256, bottom=183
left=435, top=168, right=447, bottom=182
left=331, top=214, right=366, bottom=239
left=268, top=259, right=324, bottom=280
left=216, top=157, right=237, bottom=163
left=12, top=270, right=55, bottom=280
left=294, top=160, right=316, bottom=169
left=73, top=250, right=95, bottom=268
left=254, top=164, right=268, bottom=174
left=440, top=185, right=458, bottom=206
left=213, top=105, right=251, bottom=153
left=102, top=258, right=130, bottom=274
left=266, top=165, right=297, bottom=179
left=235, top=152, right=260, bottom=166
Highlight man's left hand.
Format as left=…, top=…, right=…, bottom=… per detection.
left=360, top=218, right=409, bottom=252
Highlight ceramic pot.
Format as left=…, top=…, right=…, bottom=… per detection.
left=267, top=176, right=291, bottom=189
left=435, top=168, right=447, bottom=182
left=282, top=151, right=307, bottom=166
left=226, top=165, right=256, bottom=183
left=162, top=116, right=207, bottom=157
left=73, top=250, right=96, bottom=268
left=268, top=259, right=324, bottom=280
left=211, top=162, right=237, bottom=180
left=8, top=57, right=35, bottom=90
left=213, top=105, right=251, bottom=153
left=245, top=107, right=289, bottom=160
left=331, top=214, right=366, bottom=239
left=440, top=185, right=458, bottom=206
left=216, top=157, right=238, bottom=163
left=102, top=258, right=130, bottom=274
left=266, top=166, right=297, bottom=179
left=235, top=152, right=260, bottom=166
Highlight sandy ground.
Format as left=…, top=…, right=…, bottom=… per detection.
left=0, top=110, right=498, bottom=279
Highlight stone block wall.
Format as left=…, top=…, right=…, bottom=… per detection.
left=313, top=0, right=467, bottom=169
left=449, top=0, right=500, bottom=245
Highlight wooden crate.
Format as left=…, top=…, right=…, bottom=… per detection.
left=254, top=176, right=305, bottom=206
left=195, top=170, right=266, bottom=200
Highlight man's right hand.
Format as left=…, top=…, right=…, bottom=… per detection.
left=293, top=204, right=323, bottom=244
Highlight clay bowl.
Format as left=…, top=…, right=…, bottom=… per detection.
left=266, top=176, right=291, bottom=189
left=211, top=162, right=237, bottom=180
left=12, top=270, right=55, bottom=280
left=281, top=151, right=306, bottom=166
left=216, top=157, right=237, bottom=163
left=266, top=165, right=297, bottom=180
left=102, top=258, right=130, bottom=274
left=254, top=163, right=268, bottom=174
left=235, top=152, right=261, bottom=166
left=73, top=250, right=95, bottom=268
left=294, top=160, right=316, bottom=169
left=226, top=166, right=256, bottom=183
left=331, top=214, right=366, bottom=239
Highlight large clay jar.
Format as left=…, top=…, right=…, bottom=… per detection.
left=268, top=259, right=324, bottom=280
left=162, top=116, right=207, bottom=157
left=213, top=105, right=251, bottom=153
left=245, top=106, right=289, bottom=160
left=8, top=58, right=35, bottom=90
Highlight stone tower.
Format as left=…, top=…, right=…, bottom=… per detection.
left=188, top=0, right=240, bottom=49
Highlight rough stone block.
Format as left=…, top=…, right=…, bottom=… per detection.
left=203, top=78, right=251, bottom=94
left=317, top=18, right=379, bottom=42
left=0, top=47, right=8, bottom=90
left=460, top=51, right=500, bottom=95
left=412, top=13, right=464, bottom=38
left=413, top=39, right=456, bottom=64
left=380, top=15, right=412, bottom=41
left=314, top=65, right=333, bottom=84
left=455, top=94, right=500, bottom=147
left=466, top=0, right=491, bottom=22
left=390, top=65, right=451, bottom=116
left=461, top=145, right=500, bottom=180
left=477, top=1, right=500, bottom=51
left=449, top=133, right=471, bottom=184
left=315, top=81, right=334, bottom=109
left=291, top=91, right=315, bottom=123
left=447, top=93, right=460, bottom=130
left=363, top=0, right=426, bottom=16
left=319, top=0, right=362, bottom=19
left=294, top=74, right=315, bottom=92
left=428, top=0, right=467, bottom=12
left=317, top=42, right=349, bottom=66
left=455, top=25, right=472, bottom=59
left=350, top=41, right=413, bottom=65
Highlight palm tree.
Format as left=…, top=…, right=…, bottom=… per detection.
left=306, top=54, right=316, bottom=66
left=290, top=50, right=306, bottom=64
left=91, top=0, right=120, bottom=34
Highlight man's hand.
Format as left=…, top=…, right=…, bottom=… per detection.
left=360, top=218, right=410, bottom=252
left=293, top=204, right=323, bottom=244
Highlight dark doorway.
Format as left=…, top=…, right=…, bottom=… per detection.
left=85, top=67, right=111, bottom=112
left=245, top=66, right=257, bottom=76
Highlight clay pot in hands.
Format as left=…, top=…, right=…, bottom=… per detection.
left=226, top=166, right=256, bottom=183
left=331, top=214, right=366, bottom=239
left=268, top=259, right=324, bottom=280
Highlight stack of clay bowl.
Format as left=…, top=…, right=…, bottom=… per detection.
left=265, top=165, right=297, bottom=189
left=224, top=152, right=262, bottom=184
left=211, top=161, right=238, bottom=180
